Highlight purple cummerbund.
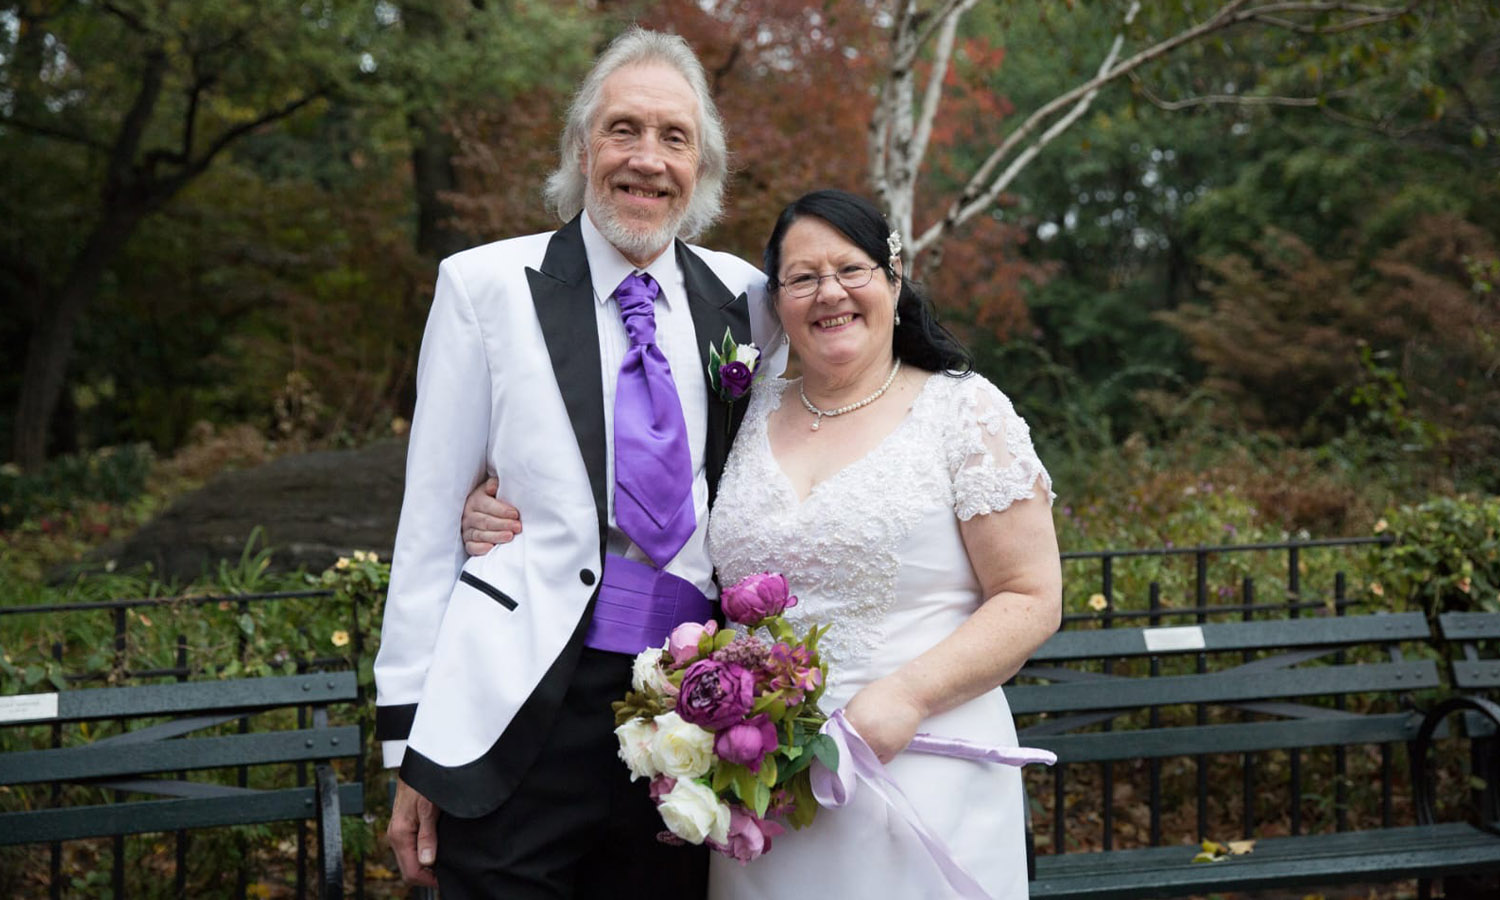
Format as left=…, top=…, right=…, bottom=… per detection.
left=583, top=553, right=714, bottom=656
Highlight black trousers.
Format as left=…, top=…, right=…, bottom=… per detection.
left=433, top=647, right=708, bottom=899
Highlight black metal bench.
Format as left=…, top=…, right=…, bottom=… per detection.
left=1010, top=610, right=1500, bottom=899
left=0, top=671, right=363, bottom=898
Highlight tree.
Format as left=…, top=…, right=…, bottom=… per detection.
left=866, top=0, right=1427, bottom=273
left=1, top=0, right=591, bottom=468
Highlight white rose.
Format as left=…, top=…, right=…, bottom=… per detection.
left=614, top=718, right=660, bottom=781
left=650, top=712, right=714, bottom=779
left=630, top=647, right=674, bottom=695
left=657, top=778, right=732, bottom=845
left=736, top=343, right=760, bottom=370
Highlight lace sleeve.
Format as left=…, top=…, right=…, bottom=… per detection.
left=947, top=376, right=1055, bottom=521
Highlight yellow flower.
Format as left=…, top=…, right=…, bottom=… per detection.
left=1374, top=518, right=1389, bottom=533
left=335, top=557, right=351, bottom=570
left=1369, top=581, right=1385, bottom=597
left=352, top=550, right=369, bottom=563
left=1088, top=593, right=1109, bottom=611
left=331, top=630, right=351, bottom=647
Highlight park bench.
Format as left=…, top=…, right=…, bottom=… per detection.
left=0, top=670, right=363, bottom=899
left=1009, top=610, right=1500, bottom=899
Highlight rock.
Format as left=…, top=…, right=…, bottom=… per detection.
left=78, top=439, right=410, bottom=583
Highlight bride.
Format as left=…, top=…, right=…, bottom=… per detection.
left=464, top=189, right=1061, bottom=899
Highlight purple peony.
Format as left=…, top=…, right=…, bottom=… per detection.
left=676, top=659, right=755, bottom=730
left=721, top=572, right=797, bottom=626
left=719, top=361, right=754, bottom=399
left=713, top=713, right=779, bottom=772
left=709, top=806, right=787, bottom=865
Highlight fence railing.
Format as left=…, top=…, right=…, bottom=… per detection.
left=1059, top=534, right=1395, bottom=625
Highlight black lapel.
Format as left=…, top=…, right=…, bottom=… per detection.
left=528, top=216, right=608, bottom=538
left=676, top=240, right=753, bottom=505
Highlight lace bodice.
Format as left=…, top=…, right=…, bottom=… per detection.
left=707, top=371, right=1052, bottom=694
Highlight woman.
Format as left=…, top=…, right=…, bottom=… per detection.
left=463, top=190, right=1061, bottom=898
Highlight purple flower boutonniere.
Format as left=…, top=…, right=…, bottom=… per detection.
left=708, top=328, right=761, bottom=403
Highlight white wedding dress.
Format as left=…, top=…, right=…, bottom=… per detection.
left=706, top=370, right=1053, bottom=900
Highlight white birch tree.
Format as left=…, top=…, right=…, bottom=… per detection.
left=866, top=0, right=1424, bottom=273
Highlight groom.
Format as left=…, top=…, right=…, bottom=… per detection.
left=374, top=27, right=784, bottom=899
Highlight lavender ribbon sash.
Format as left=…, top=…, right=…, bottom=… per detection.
left=809, top=709, right=1056, bottom=900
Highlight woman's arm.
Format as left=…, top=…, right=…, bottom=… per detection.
left=460, top=476, right=522, bottom=555
left=842, top=479, right=1062, bottom=761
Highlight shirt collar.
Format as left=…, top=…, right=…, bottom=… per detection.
left=581, top=210, right=680, bottom=308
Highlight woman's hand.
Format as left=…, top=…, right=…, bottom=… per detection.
left=842, top=677, right=928, bottom=764
left=461, top=477, right=521, bottom=556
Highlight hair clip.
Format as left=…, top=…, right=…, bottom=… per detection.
left=886, top=229, right=902, bottom=262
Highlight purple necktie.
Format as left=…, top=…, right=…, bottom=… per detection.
left=612, top=272, right=695, bottom=568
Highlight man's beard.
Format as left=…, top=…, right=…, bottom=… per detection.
left=585, top=185, right=689, bottom=263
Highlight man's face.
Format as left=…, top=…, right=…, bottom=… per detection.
left=582, top=62, right=701, bottom=266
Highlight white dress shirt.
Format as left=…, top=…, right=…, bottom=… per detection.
left=581, top=212, right=716, bottom=597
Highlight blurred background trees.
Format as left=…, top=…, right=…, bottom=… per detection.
left=2, top=0, right=1496, bottom=534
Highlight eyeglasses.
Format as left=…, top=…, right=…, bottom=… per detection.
left=777, top=263, right=881, bottom=299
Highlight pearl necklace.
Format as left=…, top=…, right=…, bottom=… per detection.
left=799, top=359, right=902, bottom=431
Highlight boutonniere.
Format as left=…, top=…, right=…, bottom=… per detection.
left=707, top=328, right=761, bottom=403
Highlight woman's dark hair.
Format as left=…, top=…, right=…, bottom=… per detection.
left=763, top=189, right=973, bottom=376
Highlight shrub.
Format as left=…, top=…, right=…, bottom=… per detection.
left=1365, top=494, right=1500, bottom=614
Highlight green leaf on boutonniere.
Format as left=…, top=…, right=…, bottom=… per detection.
left=720, top=328, right=736, bottom=362
left=707, top=342, right=723, bottom=388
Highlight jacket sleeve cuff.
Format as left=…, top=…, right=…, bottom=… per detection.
left=381, top=739, right=408, bottom=769
left=375, top=703, right=418, bottom=741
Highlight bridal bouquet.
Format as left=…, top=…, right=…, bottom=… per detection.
left=612, top=572, right=836, bottom=864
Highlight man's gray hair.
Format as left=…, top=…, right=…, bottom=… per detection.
left=543, top=27, right=728, bottom=240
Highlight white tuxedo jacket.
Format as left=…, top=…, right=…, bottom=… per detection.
left=373, top=216, right=780, bottom=817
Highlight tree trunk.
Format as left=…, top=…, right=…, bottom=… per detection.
left=11, top=209, right=145, bottom=469
left=409, top=110, right=470, bottom=260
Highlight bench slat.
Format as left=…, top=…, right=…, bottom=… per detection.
left=1031, top=612, right=1428, bottom=662
left=1006, top=660, right=1439, bottom=714
left=1452, top=659, right=1500, bottom=689
left=0, top=726, right=361, bottom=786
left=0, top=784, right=365, bottom=846
left=1439, top=611, right=1500, bottom=641
left=1024, top=713, right=1421, bottom=762
left=1032, top=823, right=1500, bottom=899
left=1, top=672, right=358, bottom=725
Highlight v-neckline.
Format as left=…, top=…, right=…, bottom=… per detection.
left=760, top=372, right=940, bottom=507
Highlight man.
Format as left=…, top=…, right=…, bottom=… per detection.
left=375, top=27, right=784, bottom=899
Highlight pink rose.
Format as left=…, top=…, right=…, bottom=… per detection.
left=709, top=806, right=787, bottom=865
left=721, top=573, right=797, bottom=626
left=713, top=713, right=779, bottom=772
left=667, top=620, right=718, bottom=666
left=649, top=775, right=677, bottom=801
left=676, top=659, right=755, bottom=730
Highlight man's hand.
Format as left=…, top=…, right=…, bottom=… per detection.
left=389, top=776, right=440, bottom=887
left=462, top=476, right=522, bottom=556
